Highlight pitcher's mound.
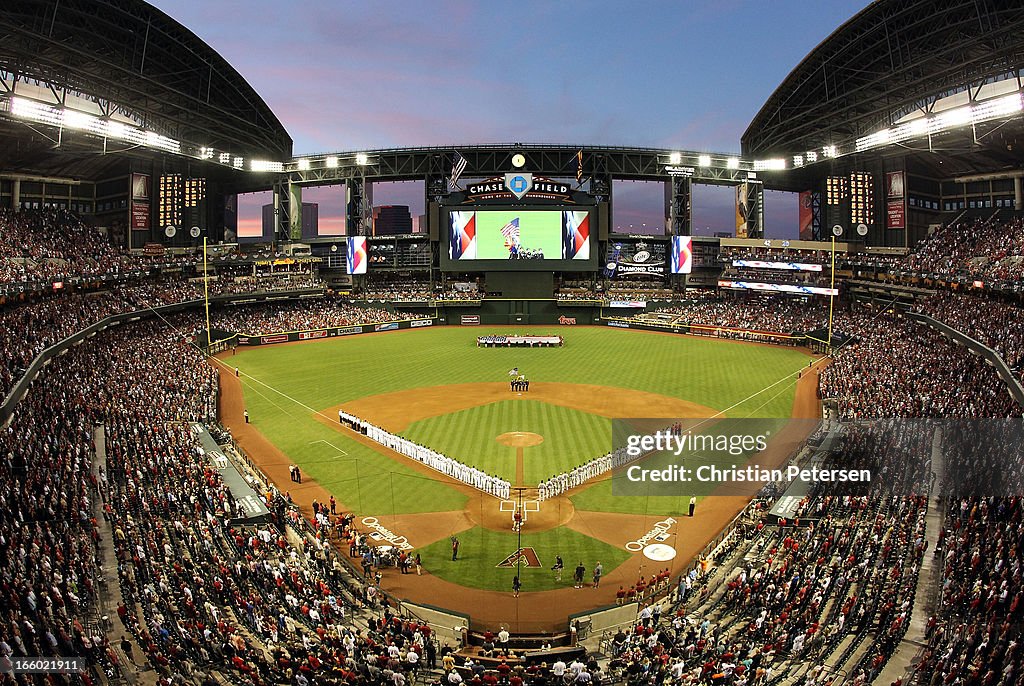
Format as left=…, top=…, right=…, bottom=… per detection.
left=496, top=432, right=544, bottom=447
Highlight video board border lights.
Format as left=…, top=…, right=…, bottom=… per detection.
left=697, top=154, right=711, bottom=167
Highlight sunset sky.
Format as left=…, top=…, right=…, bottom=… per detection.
left=149, top=0, right=869, bottom=237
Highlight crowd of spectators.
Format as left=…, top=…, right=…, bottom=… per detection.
left=820, top=308, right=1021, bottom=419
left=646, top=294, right=828, bottom=334
left=0, top=280, right=201, bottom=400
left=904, top=217, right=1024, bottom=282
left=0, top=209, right=194, bottom=286
left=0, top=309, right=453, bottom=684
left=606, top=421, right=932, bottom=685
left=210, top=299, right=410, bottom=335
left=207, top=272, right=324, bottom=296
left=914, top=291, right=1024, bottom=376
left=357, top=282, right=481, bottom=301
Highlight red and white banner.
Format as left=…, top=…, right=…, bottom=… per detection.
left=887, top=199, right=906, bottom=230
left=298, top=330, right=328, bottom=340
left=131, top=201, right=149, bottom=230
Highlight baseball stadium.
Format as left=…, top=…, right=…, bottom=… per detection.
left=1, top=1, right=1024, bottom=685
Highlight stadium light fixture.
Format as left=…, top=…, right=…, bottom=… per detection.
left=822, top=145, right=837, bottom=158
left=753, top=159, right=786, bottom=171
left=199, top=147, right=215, bottom=160
left=855, top=93, right=1024, bottom=153
left=219, top=152, right=232, bottom=164
left=355, top=152, right=369, bottom=165
left=145, top=131, right=181, bottom=154
left=11, top=97, right=63, bottom=127
left=297, top=158, right=311, bottom=171
left=806, top=151, right=818, bottom=163
left=697, top=154, right=711, bottom=167
left=105, top=120, right=145, bottom=145
left=233, top=157, right=244, bottom=169
left=250, top=160, right=283, bottom=172
left=726, top=157, right=739, bottom=169
left=325, top=156, right=339, bottom=168
left=61, top=108, right=103, bottom=133
left=669, top=152, right=682, bottom=165
left=793, top=155, right=803, bottom=167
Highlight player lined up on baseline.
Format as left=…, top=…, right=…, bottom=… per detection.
left=537, top=422, right=685, bottom=500
left=339, top=410, right=512, bottom=499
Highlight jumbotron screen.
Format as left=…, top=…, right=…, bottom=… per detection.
left=444, top=208, right=594, bottom=270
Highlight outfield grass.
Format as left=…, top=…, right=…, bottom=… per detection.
left=233, top=326, right=810, bottom=515
left=401, top=400, right=610, bottom=484
left=417, top=525, right=633, bottom=592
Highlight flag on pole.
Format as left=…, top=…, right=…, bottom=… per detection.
left=575, top=150, right=584, bottom=186
left=449, top=152, right=468, bottom=191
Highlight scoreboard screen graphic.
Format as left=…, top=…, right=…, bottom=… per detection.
left=444, top=207, right=594, bottom=271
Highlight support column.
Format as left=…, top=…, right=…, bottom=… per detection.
left=288, top=181, right=302, bottom=240
left=11, top=178, right=20, bottom=210
left=1014, top=176, right=1022, bottom=211
left=272, top=178, right=291, bottom=243
left=346, top=177, right=372, bottom=235
left=666, top=176, right=691, bottom=235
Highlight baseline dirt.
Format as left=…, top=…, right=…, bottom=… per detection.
left=215, top=341, right=827, bottom=633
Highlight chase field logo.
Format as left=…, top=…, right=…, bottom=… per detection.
left=496, top=547, right=542, bottom=568
left=504, top=173, right=533, bottom=199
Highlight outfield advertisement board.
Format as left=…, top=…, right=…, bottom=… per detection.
left=234, top=318, right=440, bottom=345
left=461, top=315, right=481, bottom=325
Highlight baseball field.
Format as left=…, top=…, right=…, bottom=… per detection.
left=217, top=325, right=821, bottom=631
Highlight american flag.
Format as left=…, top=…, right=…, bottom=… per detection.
left=500, top=217, right=520, bottom=243
left=449, top=152, right=468, bottom=191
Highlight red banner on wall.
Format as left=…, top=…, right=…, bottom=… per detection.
left=887, top=199, right=906, bottom=230
left=131, top=201, right=150, bottom=230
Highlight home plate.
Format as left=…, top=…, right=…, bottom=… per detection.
left=643, top=543, right=676, bottom=561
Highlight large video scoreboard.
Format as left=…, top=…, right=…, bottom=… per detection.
left=441, top=206, right=596, bottom=271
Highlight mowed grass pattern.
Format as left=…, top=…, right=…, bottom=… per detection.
left=233, top=326, right=810, bottom=515
left=401, top=400, right=611, bottom=484
left=417, top=525, right=632, bottom=592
